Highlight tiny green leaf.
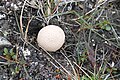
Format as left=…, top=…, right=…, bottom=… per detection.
left=10, top=52, right=15, bottom=56
left=112, top=67, right=117, bottom=71
left=105, top=25, right=111, bottom=31
left=10, top=48, right=15, bottom=56
left=15, top=66, right=19, bottom=73
left=4, top=48, right=8, bottom=54
left=81, top=75, right=89, bottom=80
left=103, top=20, right=109, bottom=25
left=3, top=53, right=7, bottom=55
left=10, top=48, right=13, bottom=54
left=81, top=58, right=85, bottom=62
left=12, top=55, right=16, bottom=60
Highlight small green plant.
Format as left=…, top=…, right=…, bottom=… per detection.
left=98, top=20, right=111, bottom=31
left=77, top=51, right=87, bottom=65
left=3, top=48, right=16, bottom=60
left=81, top=75, right=89, bottom=80
left=11, top=66, right=20, bottom=75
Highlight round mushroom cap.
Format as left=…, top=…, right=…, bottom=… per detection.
left=37, top=25, right=65, bottom=52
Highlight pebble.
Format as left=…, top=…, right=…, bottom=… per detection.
left=0, top=14, right=6, bottom=19
left=0, top=36, right=11, bottom=46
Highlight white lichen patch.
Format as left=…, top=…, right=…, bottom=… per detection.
left=22, top=48, right=31, bottom=59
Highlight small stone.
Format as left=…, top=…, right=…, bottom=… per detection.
left=0, top=36, right=11, bottom=46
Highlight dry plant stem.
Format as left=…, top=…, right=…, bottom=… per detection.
left=23, top=64, right=32, bottom=80
left=24, top=16, right=34, bottom=42
left=49, top=61, right=67, bottom=76
left=61, top=49, right=78, bottom=80
left=20, top=41, right=32, bottom=80
left=47, top=5, right=60, bottom=25
left=0, top=62, right=11, bottom=65
left=0, top=56, right=19, bottom=64
left=14, top=10, right=21, bottom=33
left=65, top=25, right=77, bottom=40
left=111, top=26, right=120, bottom=45
left=64, top=44, right=76, bottom=49
left=105, top=44, right=120, bottom=53
left=104, top=74, right=110, bottom=80
left=60, top=20, right=79, bottom=27
left=47, top=0, right=51, bottom=15
left=109, top=74, right=120, bottom=79
left=94, top=45, right=98, bottom=79
left=82, top=66, right=94, bottom=75
left=96, top=47, right=107, bottom=76
left=95, top=8, right=104, bottom=21
left=20, top=0, right=28, bottom=37
left=51, top=0, right=61, bottom=14
left=49, top=1, right=60, bottom=22
left=111, top=23, right=120, bottom=27
left=26, top=0, right=39, bottom=9
left=62, top=3, right=68, bottom=13
left=58, top=0, right=83, bottom=5
left=36, top=10, right=46, bottom=22
left=110, top=70, right=115, bottom=80
left=47, top=11, right=72, bottom=22
left=85, top=0, right=108, bottom=15
left=39, top=1, right=47, bottom=24
left=73, top=62, right=93, bottom=80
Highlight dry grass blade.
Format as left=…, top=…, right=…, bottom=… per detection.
left=73, top=62, right=93, bottom=80
left=61, top=49, right=78, bottom=80
left=25, top=16, right=34, bottom=42
left=20, top=0, right=28, bottom=37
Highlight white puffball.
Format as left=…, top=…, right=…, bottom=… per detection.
left=37, top=25, right=65, bottom=52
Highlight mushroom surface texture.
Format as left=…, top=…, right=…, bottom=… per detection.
left=37, top=25, right=65, bottom=52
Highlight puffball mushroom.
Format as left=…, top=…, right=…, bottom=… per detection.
left=37, top=25, right=65, bottom=52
